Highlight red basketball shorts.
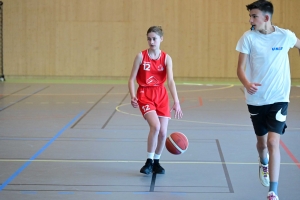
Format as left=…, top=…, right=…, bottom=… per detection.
left=137, top=85, right=170, bottom=118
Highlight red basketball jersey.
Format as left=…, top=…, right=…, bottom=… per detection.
left=136, top=50, right=167, bottom=87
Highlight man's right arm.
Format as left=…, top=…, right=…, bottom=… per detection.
left=237, top=52, right=261, bottom=95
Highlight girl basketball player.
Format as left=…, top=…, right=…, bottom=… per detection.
left=128, top=26, right=183, bottom=174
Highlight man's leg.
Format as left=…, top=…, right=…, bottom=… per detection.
left=267, top=132, right=281, bottom=195
left=256, top=134, right=270, bottom=187
left=256, top=134, right=269, bottom=163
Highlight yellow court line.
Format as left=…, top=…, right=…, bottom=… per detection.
left=116, top=104, right=249, bottom=127
left=115, top=84, right=235, bottom=116
left=116, top=104, right=300, bottom=130
left=115, top=82, right=299, bottom=130
left=0, top=159, right=297, bottom=166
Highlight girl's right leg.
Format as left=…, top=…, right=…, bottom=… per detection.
left=140, top=111, right=160, bottom=174
left=145, top=111, right=161, bottom=153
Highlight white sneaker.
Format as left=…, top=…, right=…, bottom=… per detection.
left=267, top=191, right=279, bottom=200
left=259, top=154, right=270, bottom=187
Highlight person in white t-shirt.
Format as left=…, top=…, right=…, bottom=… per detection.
left=236, top=0, right=300, bottom=199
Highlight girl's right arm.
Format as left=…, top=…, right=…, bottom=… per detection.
left=128, top=53, right=142, bottom=108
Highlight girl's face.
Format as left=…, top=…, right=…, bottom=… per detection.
left=248, top=9, right=268, bottom=31
left=147, top=32, right=163, bottom=50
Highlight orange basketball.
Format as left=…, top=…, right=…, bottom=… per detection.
left=165, top=132, right=188, bottom=155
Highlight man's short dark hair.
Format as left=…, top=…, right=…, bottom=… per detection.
left=246, top=0, right=273, bottom=15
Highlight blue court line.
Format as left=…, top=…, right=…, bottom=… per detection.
left=58, top=191, right=74, bottom=195
left=133, top=192, right=150, bottom=194
left=96, top=192, right=112, bottom=194
left=0, top=111, right=85, bottom=191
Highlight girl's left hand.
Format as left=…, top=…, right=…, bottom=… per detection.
left=171, top=102, right=183, bottom=119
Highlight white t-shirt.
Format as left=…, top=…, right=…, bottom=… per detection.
left=236, top=26, right=297, bottom=106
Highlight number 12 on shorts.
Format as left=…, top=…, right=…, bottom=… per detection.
left=142, top=105, right=150, bottom=112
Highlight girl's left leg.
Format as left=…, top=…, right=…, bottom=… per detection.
left=152, top=117, right=169, bottom=174
left=155, top=117, right=169, bottom=155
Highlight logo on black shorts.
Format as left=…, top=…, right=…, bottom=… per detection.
left=275, top=108, right=286, bottom=122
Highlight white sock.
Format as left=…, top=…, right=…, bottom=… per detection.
left=154, top=154, right=161, bottom=160
left=147, top=152, right=154, bottom=159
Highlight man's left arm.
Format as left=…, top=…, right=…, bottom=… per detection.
left=294, top=38, right=300, bottom=56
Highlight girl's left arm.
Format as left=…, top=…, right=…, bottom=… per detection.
left=166, top=55, right=183, bottom=119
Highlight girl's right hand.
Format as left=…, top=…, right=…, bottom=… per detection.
left=131, top=97, right=139, bottom=108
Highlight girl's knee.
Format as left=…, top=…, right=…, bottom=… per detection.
left=150, top=124, right=160, bottom=134
left=158, top=128, right=167, bottom=138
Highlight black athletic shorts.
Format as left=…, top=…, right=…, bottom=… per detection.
left=247, top=102, right=288, bottom=136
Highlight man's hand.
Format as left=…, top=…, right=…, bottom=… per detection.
left=245, top=83, right=261, bottom=95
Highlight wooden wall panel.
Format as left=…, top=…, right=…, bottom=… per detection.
left=3, top=0, right=300, bottom=79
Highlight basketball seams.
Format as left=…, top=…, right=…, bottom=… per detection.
left=168, top=135, right=186, bottom=154
left=172, top=133, right=188, bottom=150
left=165, top=132, right=189, bottom=155
left=166, top=139, right=181, bottom=154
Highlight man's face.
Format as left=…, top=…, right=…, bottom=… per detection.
left=249, top=9, right=267, bottom=31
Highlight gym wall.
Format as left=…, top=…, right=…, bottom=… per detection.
left=3, top=0, right=300, bottom=80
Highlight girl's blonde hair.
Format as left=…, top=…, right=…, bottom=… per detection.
left=147, top=26, right=163, bottom=37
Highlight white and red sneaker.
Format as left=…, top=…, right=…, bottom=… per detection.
left=259, top=154, right=270, bottom=187
left=267, top=191, right=279, bottom=200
